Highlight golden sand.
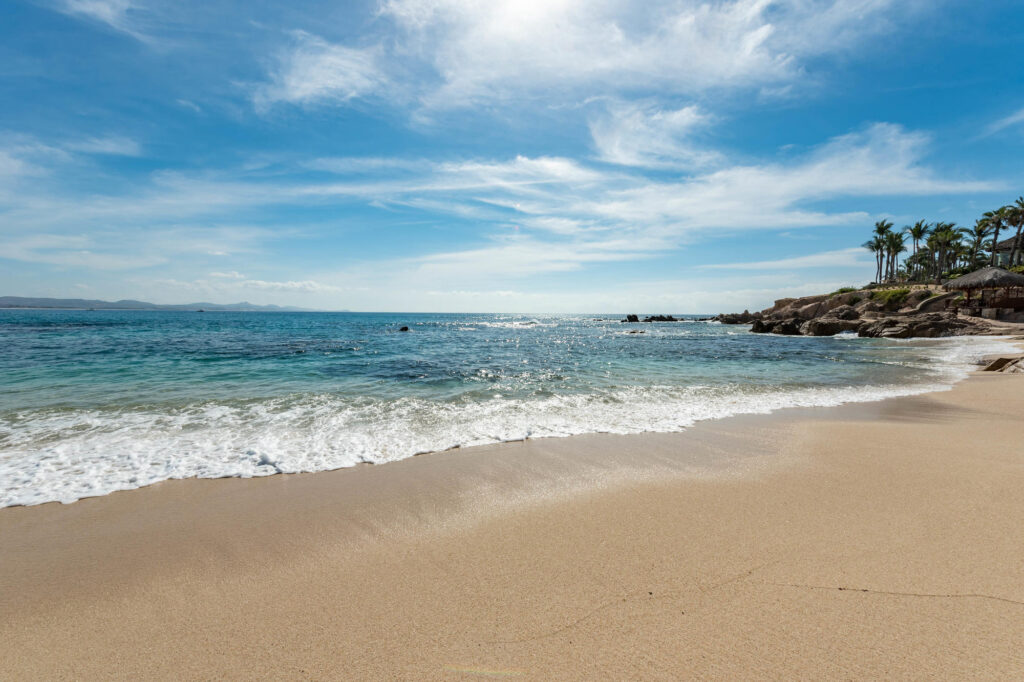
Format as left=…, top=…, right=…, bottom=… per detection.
left=2, top=373, right=1023, bottom=679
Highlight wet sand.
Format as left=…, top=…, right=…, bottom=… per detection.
left=2, top=373, right=1023, bottom=679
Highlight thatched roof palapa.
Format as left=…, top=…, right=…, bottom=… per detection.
left=943, top=266, right=1024, bottom=291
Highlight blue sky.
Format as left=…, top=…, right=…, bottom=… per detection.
left=2, top=0, right=1023, bottom=312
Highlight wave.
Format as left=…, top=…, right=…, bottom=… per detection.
left=0, top=336, right=1013, bottom=508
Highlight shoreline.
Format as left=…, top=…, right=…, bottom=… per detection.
left=3, top=360, right=1024, bottom=677
left=5, top=334, right=1020, bottom=509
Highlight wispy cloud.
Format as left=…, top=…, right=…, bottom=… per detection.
left=64, top=135, right=141, bottom=156
left=154, top=276, right=342, bottom=296
left=259, top=0, right=922, bottom=112
left=700, top=247, right=871, bottom=270
left=254, top=31, right=388, bottom=109
left=588, top=99, right=720, bottom=169
left=984, top=107, right=1024, bottom=137
left=0, top=123, right=996, bottom=279
left=56, top=0, right=148, bottom=41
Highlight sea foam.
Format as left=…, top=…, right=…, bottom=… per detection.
left=0, top=334, right=1014, bottom=508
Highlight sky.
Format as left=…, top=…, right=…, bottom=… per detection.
left=2, top=0, right=1024, bottom=313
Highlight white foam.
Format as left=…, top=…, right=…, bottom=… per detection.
left=0, top=336, right=1015, bottom=507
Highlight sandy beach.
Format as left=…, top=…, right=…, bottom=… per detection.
left=2, top=369, right=1023, bottom=679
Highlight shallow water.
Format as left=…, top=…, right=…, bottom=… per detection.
left=0, top=309, right=1014, bottom=506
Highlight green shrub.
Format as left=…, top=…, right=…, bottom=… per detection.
left=1012, top=265, right=1024, bottom=275
left=869, top=288, right=911, bottom=308
left=847, top=296, right=862, bottom=306
left=829, top=287, right=859, bottom=297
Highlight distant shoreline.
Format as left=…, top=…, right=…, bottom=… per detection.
left=0, top=296, right=314, bottom=312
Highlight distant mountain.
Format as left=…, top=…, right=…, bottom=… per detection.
left=0, top=296, right=313, bottom=312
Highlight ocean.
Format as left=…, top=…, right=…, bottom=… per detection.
left=0, top=309, right=1013, bottom=507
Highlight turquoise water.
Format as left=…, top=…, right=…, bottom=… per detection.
left=0, top=309, right=1011, bottom=506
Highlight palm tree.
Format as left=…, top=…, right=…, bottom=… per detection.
left=968, top=220, right=992, bottom=268
left=930, top=223, right=961, bottom=282
left=863, top=237, right=884, bottom=283
left=906, top=220, right=929, bottom=256
left=873, top=220, right=894, bottom=238
left=1007, top=197, right=1024, bottom=268
left=884, top=231, right=907, bottom=281
left=905, top=221, right=929, bottom=280
left=982, top=206, right=1009, bottom=266
left=871, top=220, right=894, bottom=282
left=906, top=248, right=930, bottom=281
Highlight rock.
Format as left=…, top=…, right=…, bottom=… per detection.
left=623, top=314, right=640, bottom=323
left=750, top=319, right=770, bottom=333
left=716, top=310, right=759, bottom=324
left=800, top=317, right=861, bottom=336
left=749, top=317, right=801, bottom=334
left=626, top=330, right=645, bottom=334
left=774, top=319, right=803, bottom=335
left=744, top=291, right=995, bottom=338
left=856, top=312, right=985, bottom=339
left=854, top=299, right=883, bottom=313
left=643, top=315, right=678, bottom=322
left=982, top=357, right=1019, bottom=372
left=794, top=301, right=828, bottom=320
left=398, top=326, right=410, bottom=332
left=830, top=305, right=860, bottom=320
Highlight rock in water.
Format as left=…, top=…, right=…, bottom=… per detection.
left=399, top=326, right=410, bottom=332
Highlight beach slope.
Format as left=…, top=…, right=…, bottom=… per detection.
left=2, top=374, right=1023, bottom=679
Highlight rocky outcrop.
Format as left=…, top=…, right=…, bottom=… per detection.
left=800, top=317, right=861, bottom=336
left=830, top=305, right=860, bottom=320
left=716, top=310, right=760, bottom=324
left=722, top=287, right=1000, bottom=338
left=621, top=313, right=683, bottom=322
left=856, top=312, right=989, bottom=339
left=751, top=318, right=802, bottom=335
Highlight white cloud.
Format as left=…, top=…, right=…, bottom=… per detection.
left=4, top=233, right=167, bottom=270
left=65, top=135, right=141, bottom=156
left=255, top=32, right=387, bottom=108
left=984, top=107, right=1024, bottom=137
left=0, top=150, right=39, bottom=179
left=56, top=0, right=147, bottom=40
left=379, top=0, right=793, bottom=107
left=241, top=279, right=340, bottom=293
left=588, top=99, right=719, bottom=168
left=0, top=123, right=994, bottom=296
left=700, top=247, right=870, bottom=270
left=258, top=0, right=919, bottom=111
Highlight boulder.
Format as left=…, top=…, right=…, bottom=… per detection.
left=856, top=312, right=985, bottom=339
left=830, top=305, right=860, bottom=320
left=800, top=317, right=861, bottom=336
left=795, top=301, right=828, bottom=319
left=399, top=326, right=410, bottom=332
left=716, top=310, right=759, bottom=324
left=643, top=314, right=678, bottom=322
left=854, top=299, right=883, bottom=314
left=623, top=314, right=640, bottom=323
